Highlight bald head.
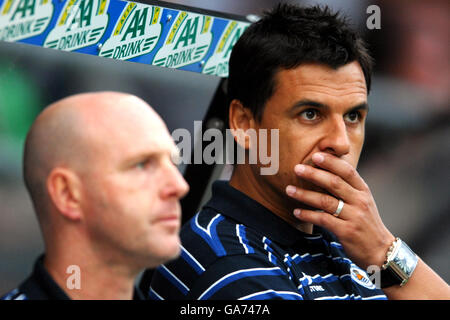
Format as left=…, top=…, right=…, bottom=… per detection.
left=23, top=91, right=167, bottom=219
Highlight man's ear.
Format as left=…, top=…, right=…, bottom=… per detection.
left=229, top=99, right=257, bottom=150
left=46, top=168, right=83, bottom=221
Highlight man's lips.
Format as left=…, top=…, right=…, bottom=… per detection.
left=154, top=213, right=181, bottom=224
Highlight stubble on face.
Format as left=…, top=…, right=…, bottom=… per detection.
left=244, top=62, right=367, bottom=214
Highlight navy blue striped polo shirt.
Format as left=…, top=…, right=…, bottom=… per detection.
left=148, top=180, right=387, bottom=300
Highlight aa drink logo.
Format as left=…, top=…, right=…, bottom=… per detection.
left=202, top=20, right=248, bottom=77
left=153, top=11, right=212, bottom=69
left=99, top=2, right=161, bottom=60
left=44, top=0, right=109, bottom=51
left=0, top=0, right=53, bottom=41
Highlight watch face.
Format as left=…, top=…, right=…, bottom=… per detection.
left=394, top=243, right=417, bottom=276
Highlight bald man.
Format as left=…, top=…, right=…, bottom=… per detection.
left=1, top=92, right=189, bottom=300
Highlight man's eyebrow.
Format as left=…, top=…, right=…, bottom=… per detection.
left=347, top=102, right=369, bottom=113
left=289, top=99, right=327, bottom=111
left=127, top=145, right=179, bottom=163
left=289, top=99, right=369, bottom=113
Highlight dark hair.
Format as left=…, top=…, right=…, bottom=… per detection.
left=227, top=4, right=374, bottom=121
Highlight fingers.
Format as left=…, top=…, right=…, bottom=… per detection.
left=294, top=163, right=355, bottom=202
left=286, top=185, right=349, bottom=220
left=293, top=207, right=345, bottom=232
left=311, top=153, right=368, bottom=191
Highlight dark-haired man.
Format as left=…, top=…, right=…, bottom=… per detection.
left=1, top=92, right=189, bottom=300
left=147, top=4, right=449, bottom=300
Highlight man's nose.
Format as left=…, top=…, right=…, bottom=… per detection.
left=317, top=116, right=351, bottom=157
left=160, top=160, right=189, bottom=200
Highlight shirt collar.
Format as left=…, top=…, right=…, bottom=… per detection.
left=133, top=287, right=146, bottom=300
left=23, top=254, right=146, bottom=300
left=203, top=180, right=322, bottom=246
left=21, top=254, right=71, bottom=300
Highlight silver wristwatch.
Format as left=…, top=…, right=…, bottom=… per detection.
left=380, top=238, right=418, bottom=288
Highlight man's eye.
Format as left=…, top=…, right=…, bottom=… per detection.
left=135, top=158, right=153, bottom=169
left=135, top=161, right=147, bottom=169
left=344, top=111, right=361, bottom=123
left=300, top=109, right=319, bottom=120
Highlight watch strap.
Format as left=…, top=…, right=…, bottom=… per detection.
left=379, top=265, right=403, bottom=288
